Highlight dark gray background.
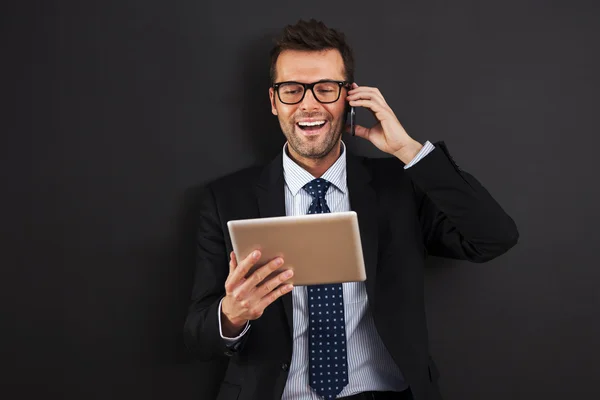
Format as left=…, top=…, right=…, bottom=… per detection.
left=2, top=0, right=599, bottom=399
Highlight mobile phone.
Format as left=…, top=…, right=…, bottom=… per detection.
left=349, top=106, right=356, bottom=136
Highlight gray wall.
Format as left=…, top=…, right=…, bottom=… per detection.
left=2, top=0, right=599, bottom=399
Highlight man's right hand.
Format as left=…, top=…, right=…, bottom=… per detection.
left=221, top=250, right=294, bottom=337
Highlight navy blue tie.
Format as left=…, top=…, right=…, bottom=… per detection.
left=303, top=178, right=349, bottom=399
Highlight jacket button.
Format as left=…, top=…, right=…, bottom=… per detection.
left=281, top=362, right=289, bottom=371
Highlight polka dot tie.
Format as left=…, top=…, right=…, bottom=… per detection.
left=303, top=178, right=349, bottom=399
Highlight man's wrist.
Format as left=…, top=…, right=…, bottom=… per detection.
left=222, top=319, right=246, bottom=337
left=393, top=140, right=424, bottom=165
left=221, top=301, right=248, bottom=337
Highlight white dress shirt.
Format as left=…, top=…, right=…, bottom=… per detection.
left=218, top=140, right=435, bottom=398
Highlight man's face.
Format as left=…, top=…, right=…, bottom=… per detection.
left=269, top=49, right=348, bottom=160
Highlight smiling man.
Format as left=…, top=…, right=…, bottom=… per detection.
left=269, top=49, right=348, bottom=174
left=184, top=19, right=518, bottom=400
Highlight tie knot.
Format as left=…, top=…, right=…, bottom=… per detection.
left=302, top=178, right=332, bottom=200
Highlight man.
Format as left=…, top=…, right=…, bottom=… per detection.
left=184, top=19, right=518, bottom=400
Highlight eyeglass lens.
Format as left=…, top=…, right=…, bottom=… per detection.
left=278, top=82, right=341, bottom=104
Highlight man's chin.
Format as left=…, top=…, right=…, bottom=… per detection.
left=291, top=137, right=339, bottom=160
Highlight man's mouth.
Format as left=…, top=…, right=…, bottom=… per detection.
left=296, top=120, right=327, bottom=134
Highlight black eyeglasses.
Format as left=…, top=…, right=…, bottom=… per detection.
left=272, top=80, right=350, bottom=105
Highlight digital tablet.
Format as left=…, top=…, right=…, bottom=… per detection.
left=227, top=211, right=366, bottom=286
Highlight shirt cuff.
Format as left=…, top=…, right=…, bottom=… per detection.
left=403, top=141, right=435, bottom=169
left=218, top=297, right=251, bottom=344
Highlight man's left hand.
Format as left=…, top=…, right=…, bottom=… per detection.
left=346, top=82, right=423, bottom=164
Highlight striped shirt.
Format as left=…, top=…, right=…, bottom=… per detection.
left=219, top=140, right=435, bottom=399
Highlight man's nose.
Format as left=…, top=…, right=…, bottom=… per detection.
left=300, top=89, right=321, bottom=111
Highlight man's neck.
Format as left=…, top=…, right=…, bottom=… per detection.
left=286, top=142, right=342, bottom=178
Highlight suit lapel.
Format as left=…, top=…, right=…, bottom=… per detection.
left=346, top=153, right=379, bottom=300
left=254, top=152, right=293, bottom=336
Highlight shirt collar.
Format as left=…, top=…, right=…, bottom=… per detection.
left=282, top=141, right=348, bottom=196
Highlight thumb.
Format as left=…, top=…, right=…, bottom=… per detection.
left=351, top=124, right=370, bottom=140
left=229, top=251, right=237, bottom=274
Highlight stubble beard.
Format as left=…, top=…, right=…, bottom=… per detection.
left=280, top=114, right=344, bottom=160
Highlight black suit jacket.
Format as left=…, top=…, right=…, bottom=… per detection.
left=183, top=142, right=519, bottom=400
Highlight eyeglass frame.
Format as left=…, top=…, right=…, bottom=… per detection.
left=272, top=80, right=351, bottom=105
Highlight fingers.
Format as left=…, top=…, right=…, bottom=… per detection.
left=229, top=251, right=237, bottom=274
left=244, top=256, right=284, bottom=291
left=258, top=267, right=294, bottom=298
left=229, top=250, right=260, bottom=285
left=347, top=83, right=388, bottom=106
left=222, top=253, right=294, bottom=323
left=232, top=256, right=283, bottom=300
left=225, top=249, right=259, bottom=294
left=231, top=277, right=293, bottom=322
left=347, top=82, right=395, bottom=121
left=257, top=282, right=294, bottom=311
left=348, top=98, right=388, bottom=116
left=347, top=124, right=370, bottom=139
left=347, top=91, right=386, bottom=108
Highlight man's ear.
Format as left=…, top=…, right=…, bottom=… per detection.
left=269, top=87, right=278, bottom=116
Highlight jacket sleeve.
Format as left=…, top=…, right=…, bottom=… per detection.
left=183, top=184, right=250, bottom=360
left=404, top=141, right=519, bottom=262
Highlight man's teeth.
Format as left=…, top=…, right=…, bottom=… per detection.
left=298, top=121, right=326, bottom=127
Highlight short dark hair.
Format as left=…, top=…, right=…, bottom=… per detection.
left=269, top=19, right=355, bottom=85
